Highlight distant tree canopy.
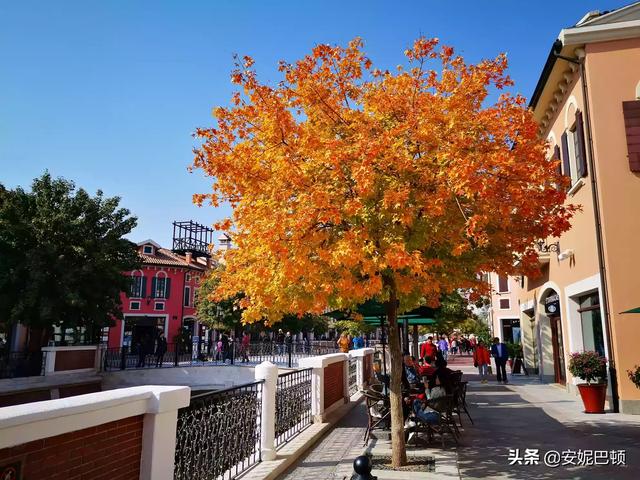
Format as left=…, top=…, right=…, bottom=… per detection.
left=196, top=269, right=328, bottom=336
left=0, top=173, right=139, bottom=342
left=333, top=319, right=374, bottom=337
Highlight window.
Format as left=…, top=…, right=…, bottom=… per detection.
left=143, top=245, right=154, bottom=254
left=130, top=301, right=141, bottom=311
left=561, top=111, right=587, bottom=187
left=499, top=299, right=510, bottom=310
left=498, top=276, right=509, bottom=293
left=152, top=276, right=171, bottom=299
left=154, top=302, right=165, bottom=311
left=578, top=293, right=605, bottom=356
left=186, top=273, right=191, bottom=282
left=128, top=275, right=145, bottom=298
left=184, top=286, right=191, bottom=307
left=195, top=276, right=200, bottom=284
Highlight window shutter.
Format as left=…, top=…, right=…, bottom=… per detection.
left=126, top=277, right=132, bottom=298
left=560, top=132, right=571, bottom=180
left=575, top=111, right=588, bottom=177
left=151, top=278, right=157, bottom=299
left=498, top=276, right=509, bottom=293
left=165, top=278, right=171, bottom=299
left=553, top=145, right=562, bottom=176
left=141, top=277, right=147, bottom=298
left=623, top=100, right=640, bottom=172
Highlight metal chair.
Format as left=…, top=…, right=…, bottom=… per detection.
left=363, top=389, right=390, bottom=446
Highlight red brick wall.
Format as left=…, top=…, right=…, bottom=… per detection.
left=54, top=350, right=96, bottom=371
left=323, top=361, right=344, bottom=409
left=0, top=416, right=143, bottom=480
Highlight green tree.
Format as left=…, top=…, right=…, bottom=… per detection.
left=195, top=271, right=243, bottom=332
left=333, top=319, right=374, bottom=337
left=0, top=173, right=139, bottom=344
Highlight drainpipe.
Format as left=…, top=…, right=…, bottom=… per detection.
left=552, top=44, right=620, bottom=412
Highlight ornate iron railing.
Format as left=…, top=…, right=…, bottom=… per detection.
left=174, top=381, right=263, bottom=480
left=101, top=340, right=341, bottom=371
left=275, top=368, right=312, bottom=448
left=0, top=351, right=46, bottom=379
left=348, top=357, right=358, bottom=396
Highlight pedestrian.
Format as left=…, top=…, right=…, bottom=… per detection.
left=353, top=334, right=364, bottom=349
left=450, top=338, right=458, bottom=356
left=276, top=329, right=285, bottom=355
left=221, top=332, right=230, bottom=362
left=136, top=336, right=146, bottom=368
left=216, top=337, right=223, bottom=362
left=491, top=337, right=509, bottom=384
left=337, top=332, right=350, bottom=353
left=437, top=335, right=449, bottom=361
left=241, top=332, right=250, bottom=362
left=473, top=341, right=491, bottom=383
left=420, top=336, right=437, bottom=363
left=155, top=331, right=167, bottom=367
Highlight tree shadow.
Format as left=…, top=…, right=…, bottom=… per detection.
left=457, top=383, right=640, bottom=479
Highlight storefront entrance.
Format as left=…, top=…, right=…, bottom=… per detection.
left=123, top=316, right=165, bottom=353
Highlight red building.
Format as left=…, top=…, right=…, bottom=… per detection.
left=107, top=238, right=211, bottom=348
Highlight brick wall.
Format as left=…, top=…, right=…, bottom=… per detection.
left=54, top=349, right=96, bottom=371
left=323, top=361, right=344, bottom=409
left=0, top=416, right=143, bottom=480
left=363, top=354, right=373, bottom=385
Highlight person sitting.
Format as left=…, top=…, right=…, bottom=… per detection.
left=412, top=372, right=448, bottom=424
left=433, top=356, right=455, bottom=393
left=418, top=356, right=436, bottom=379
left=401, top=355, right=424, bottom=393
left=372, top=361, right=389, bottom=394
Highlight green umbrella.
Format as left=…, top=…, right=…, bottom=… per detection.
left=621, top=307, right=640, bottom=314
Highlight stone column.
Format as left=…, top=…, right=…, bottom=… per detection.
left=255, top=361, right=278, bottom=461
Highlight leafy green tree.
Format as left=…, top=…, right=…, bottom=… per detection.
left=333, top=319, right=374, bottom=337
left=432, top=291, right=476, bottom=333
left=0, top=173, right=139, bottom=344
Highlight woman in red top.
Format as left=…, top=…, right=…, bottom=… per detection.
left=473, top=342, right=491, bottom=383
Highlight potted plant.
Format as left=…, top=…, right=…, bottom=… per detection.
left=627, top=365, right=640, bottom=389
left=506, top=342, right=523, bottom=374
left=568, top=351, right=608, bottom=413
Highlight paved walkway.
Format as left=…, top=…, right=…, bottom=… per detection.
left=281, top=403, right=368, bottom=480
left=282, top=354, right=640, bottom=479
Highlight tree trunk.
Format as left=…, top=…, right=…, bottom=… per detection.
left=384, top=276, right=407, bottom=467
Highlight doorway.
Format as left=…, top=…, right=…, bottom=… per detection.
left=549, top=315, right=566, bottom=385
left=123, top=316, right=164, bottom=353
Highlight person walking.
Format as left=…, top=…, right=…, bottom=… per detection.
left=473, top=341, right=491, bottom=383
left=420, top=336, right=437, bottom=363
left=241, top=332, right=250, bottom=363
left=155, top=331, right=167, bottom=368
left=437, top=335, right=449, bottom=361
left=276, top=329, right=285, bottom=355
left=491, top=337, right=509, bottom=384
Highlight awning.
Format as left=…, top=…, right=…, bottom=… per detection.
left=620, top=307, right=640, bottom=314
left=363, top=315, right=436, bottom=326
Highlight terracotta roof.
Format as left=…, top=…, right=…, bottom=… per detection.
left=140, top=248, right=206, bottom=271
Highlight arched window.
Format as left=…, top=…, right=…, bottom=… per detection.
left=152, top=271, right=171, bottom=299
left=128, top=270, right=146, bottom=298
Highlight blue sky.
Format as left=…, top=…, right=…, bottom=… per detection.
left=0, top=0, right=624, bottom=246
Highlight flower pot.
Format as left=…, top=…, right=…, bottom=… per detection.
left=577, top=383, right=606, bottom=413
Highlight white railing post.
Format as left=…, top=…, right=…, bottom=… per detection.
left=255, top=361, right=278, bottom=461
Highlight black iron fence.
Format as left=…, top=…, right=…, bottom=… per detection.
left=174, top=381, right=264, bottom=480
left=348, top=357, right=358, bottom=396
left=0, top=351, right=46, bottom=379
left=275, top=368, right=312, bottom=448
left=101, top=341, right=340, bottom=371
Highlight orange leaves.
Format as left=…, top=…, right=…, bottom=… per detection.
left=192, top=37, right=575, bottom=324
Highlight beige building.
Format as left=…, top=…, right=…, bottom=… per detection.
left=518, top=2, right=640, bottom=414
left=487, top=274, right=524, bottom=344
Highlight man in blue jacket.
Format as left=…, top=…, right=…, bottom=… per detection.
left=491, top=337, right=509, bottom=384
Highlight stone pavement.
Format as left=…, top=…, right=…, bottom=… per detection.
left=278, top=354, right=640, bottom=479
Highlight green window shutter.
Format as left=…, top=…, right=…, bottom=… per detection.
left=575, top=111, right=588, bottom=178
left=126, top=277, right=132, bottom=298
left=151, top=278, right=157, bottom=299
left=561, top=131, right=571, bottom=188
left=141, top=277, right=147, bottom=298
left=165, top=278, right=171, bottom=299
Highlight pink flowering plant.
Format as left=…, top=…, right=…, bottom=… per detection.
left=568, top=351, right=607, bottom=384
left=628, top=366, right=640, bottom=389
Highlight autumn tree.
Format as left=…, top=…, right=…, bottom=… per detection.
left=192, top=38, right=575, bottom=466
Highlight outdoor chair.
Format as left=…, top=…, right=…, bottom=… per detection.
left=363, top=389, right=390, bottom=446
left=428, top=394, right=460, bottom=448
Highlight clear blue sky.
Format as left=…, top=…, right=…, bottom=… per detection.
left=0, top=0, right=624, bottom=246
